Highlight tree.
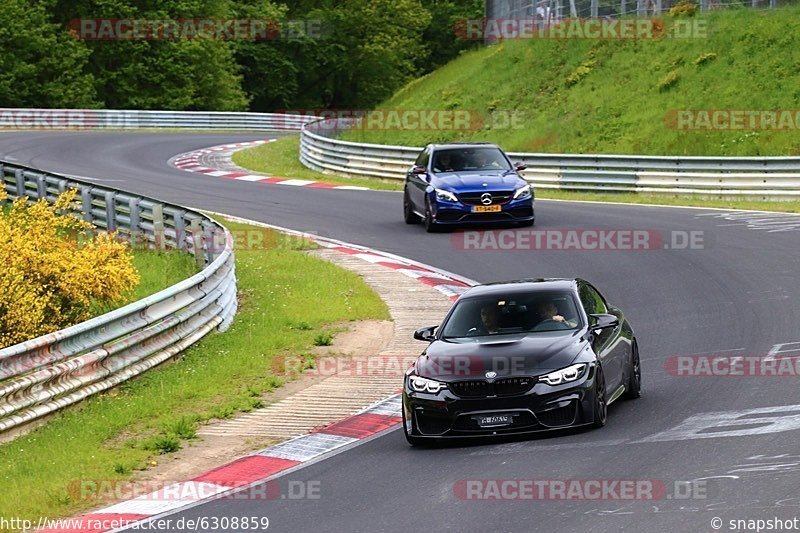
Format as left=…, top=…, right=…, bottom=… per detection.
left=0, top=0, right=97, bottom=107
left=47, top=0, right=249, bottom=110
left=296, top=0, right=432, bottom=109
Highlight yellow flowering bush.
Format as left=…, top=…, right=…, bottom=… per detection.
left=0, top=188, right=140, bottom=348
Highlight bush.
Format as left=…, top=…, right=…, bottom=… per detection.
left=0, top=189, right=140, bottom=347
left=314, top=332, right=333, bottom=346
left=670, top=0, right=698, bottom=17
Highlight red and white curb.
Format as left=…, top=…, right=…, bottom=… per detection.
left=169, top=140, right=370, bottom=191
left=42, top=216, right=475, bottom=532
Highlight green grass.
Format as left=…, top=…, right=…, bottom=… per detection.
left=539, top=189, right=800, bottom=212
left=90, top=250, right=199, bottom=316
left=0, top=219, right=389, bottom=522
left=231, top=137, right=403, bottom=191
left=338, top=7, right=800, bottom=156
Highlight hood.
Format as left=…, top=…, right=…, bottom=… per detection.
left=414, top=331, right=588, bottom=381
left=434, top=171, right=525, bottom=191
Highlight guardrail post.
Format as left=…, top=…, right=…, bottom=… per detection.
left=152, top=203, right=166, bottom=251
left=174, top=210, right=187, bottom=251
left=14, top=169, right=25, bottom=201
left=36, top=174, right=46, bottom=200
left=188, top=219, right=205, bottom=268
left=80, top=186, right=93, bottom=222
left=203, top=221, right=215, bottom=263
left=700, top=0, right=708, bottom=10
left=655, top=0, right=662, bottom=13
left=104, top=191, right=117, bottom=232
left=590, top=0, right=598, bottom=17
left=128, top=196, right=141, bottom=248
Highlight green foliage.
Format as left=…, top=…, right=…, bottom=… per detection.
left=0, top=0, right=97, bottom=107
left=0, top=0, right=484, bottom=111
left=313, top=332, right=333, bottom=346
left=163, top=417, right=197, bottom=440
left=140, top=435, right=181, bottom=454
left=47, top=0, right=249, bottom=110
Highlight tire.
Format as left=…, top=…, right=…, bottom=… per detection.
left=424, top=199, right=440, bottom=233
left=591, top=364, right=607, bottom=428
left=402, top=407, right=424, bottom=446
left=623, top=340, right=642, bottom=400
left=403, top=188, right=421, bottom=224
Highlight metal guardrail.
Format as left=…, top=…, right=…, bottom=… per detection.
left=0, top=108, right=311, bottom=131
left=0, top=162, right=237, bottom=434
left=299, top=117, right=800, bottom=198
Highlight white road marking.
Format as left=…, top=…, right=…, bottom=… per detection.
left=636, top=404, right=800, bottom=442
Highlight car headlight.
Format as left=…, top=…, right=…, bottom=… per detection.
left=539, top=363, right=587, bottom=385
left=513, top=184, right=532, bottom=200
left=407, top=375, right=448, bottom=394
left=434, top=188, right=458, bottom=202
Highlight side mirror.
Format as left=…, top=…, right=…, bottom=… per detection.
left=412, top=165, right=427, bottom=175
left=413, top=325, right=438, bottom=342
left=589, top=314, right=619, bottom=332
left=514, top=162, right=527, bottom=171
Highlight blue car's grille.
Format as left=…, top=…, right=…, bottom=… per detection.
left=457, top=191, right=514, bottom=206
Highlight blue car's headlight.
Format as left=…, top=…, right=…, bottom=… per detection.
left=539, top=363, right=587, bottom=385
left=434, top=188, right=458, bottom=202
left=513, top=184, right=532, bottom=200
left=407, top=374, right=448, bottom=394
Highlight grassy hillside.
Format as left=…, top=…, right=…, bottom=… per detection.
left=341, top=7, right=800, bottom=156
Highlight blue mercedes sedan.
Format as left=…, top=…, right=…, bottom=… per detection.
left=403, top=143, right=535, bottom=232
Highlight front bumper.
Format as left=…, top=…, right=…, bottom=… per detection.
left=402, top=367, right=598, bottom=439
left=430, top=196, right=534, bottom=225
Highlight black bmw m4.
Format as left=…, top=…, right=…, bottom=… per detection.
left=402, top=278, right=641, bottom=445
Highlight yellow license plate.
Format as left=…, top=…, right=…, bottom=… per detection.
left=472, top=205, right=502, bottom=213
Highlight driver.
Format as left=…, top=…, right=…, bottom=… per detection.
left=534, top=301, right=577, bottom=327
left=466, top=304, right=501, bottom=335
left=434, top=152, right=455, bottom=172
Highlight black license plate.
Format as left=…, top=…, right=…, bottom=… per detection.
left=475, top=414, right=514, bottom=427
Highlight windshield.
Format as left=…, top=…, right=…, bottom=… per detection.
left=431, top=147, right=512, bottom=173
left=440, top=291, right=582, bottom=339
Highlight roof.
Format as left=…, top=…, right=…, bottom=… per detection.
left=458, top=278, right=578, bottom=299
left=429, top=142, right=499, bottom=149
